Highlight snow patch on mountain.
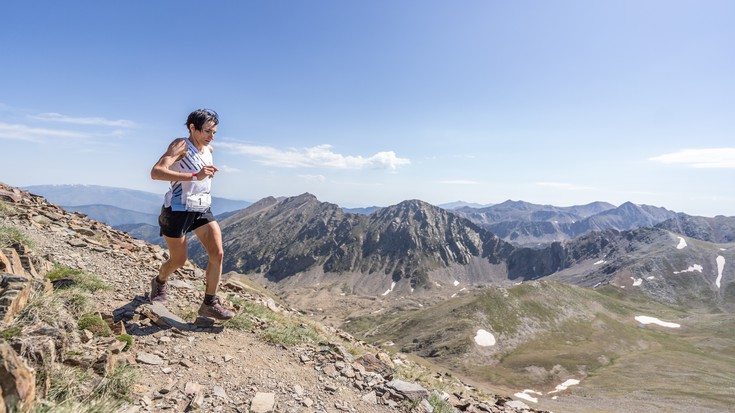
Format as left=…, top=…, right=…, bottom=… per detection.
left=635, top=316, right=680, bottom=328
left=716, top=256, right=725, bottom=288
left=673, top=264, right=703, bottom=274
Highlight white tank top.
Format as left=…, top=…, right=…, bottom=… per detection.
left=163, top=139, right=213, bottom=212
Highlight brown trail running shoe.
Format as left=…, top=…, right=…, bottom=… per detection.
left=149, top=276, right=168, bottom=303
left=198, top=297, right=235, bottom=320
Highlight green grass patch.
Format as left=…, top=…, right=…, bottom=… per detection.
left=78, top=313, right=111, bottom=337
left=115, top=334, right=134, bottom=352
left=262, top=322, right=321, bottom=346
left=224, top=313, right=254, bottom=330
left=48, top=266, right=109, bottom=293
left=45, top=265, right=84, bottom=281
left=1, top=326, right=22, bottom=340
left=0, top=225, right=33, bottom=249
left=227, top=295, right=277, bottom=320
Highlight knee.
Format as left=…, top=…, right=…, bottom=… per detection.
left=209, top=248, right=224, bottom=264
left=167, top=255, right=188, bottom=269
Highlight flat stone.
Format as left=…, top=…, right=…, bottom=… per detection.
left=141, top=302, right=191, bottom=330
left=135, top=351, right=164, bottom=366
left=250, top=392, right=276, bottom=413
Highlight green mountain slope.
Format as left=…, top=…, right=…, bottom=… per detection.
left=343, top=281, right=735, bottom=412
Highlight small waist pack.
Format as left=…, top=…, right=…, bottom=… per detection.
left=186, top=193, right=212, bottom=212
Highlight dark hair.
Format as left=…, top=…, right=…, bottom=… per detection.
left=186, top=109, right=219, bottom=131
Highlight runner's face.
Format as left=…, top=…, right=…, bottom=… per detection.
left=190, top=121, right=217, bottom=146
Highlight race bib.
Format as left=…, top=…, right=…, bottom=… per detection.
left=185, top=193, right=212, bottom=212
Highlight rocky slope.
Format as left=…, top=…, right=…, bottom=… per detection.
left=194, top=194, right=516, bottom=295
left=0, top=182, right=544, bottom=413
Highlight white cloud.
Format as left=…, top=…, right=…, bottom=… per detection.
left=0, top=122, right=90, bottom=142
left=28, top=112, right=136, bottom=128
left=536, top=182, right=595, bottom=191
left=649, top=148, right=735, bottom=168
left=216, top=142, right=410, bottom=170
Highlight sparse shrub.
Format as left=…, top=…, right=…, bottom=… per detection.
left=0, top=201, right=19, bottom=217
left=0, top=225, right=33, bottom=249
left=32, top=398, right=123, bottom=413
left=17, top=290, right=69, bottom=328
left=44, top=366, right=91, bottom=404
left=55, top=288, right=93, bottom=316
left=115, top=334, right=134, bottom=352
left=78, top=313, right=111, bottom=337
left=92, top=364, right=137, bottom=401
left=427, top=392, right=455, bottom=413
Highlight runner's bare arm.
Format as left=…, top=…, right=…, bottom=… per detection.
left=150, top=138, right=192, bottom=181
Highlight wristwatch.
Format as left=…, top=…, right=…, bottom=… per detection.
left=191, top=173, right=198, bottom=181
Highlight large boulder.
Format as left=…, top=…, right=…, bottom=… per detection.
left=0, top=340, right=35, bottom=412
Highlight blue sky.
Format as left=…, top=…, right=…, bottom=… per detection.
left=2, top=1, right=734, bottom=217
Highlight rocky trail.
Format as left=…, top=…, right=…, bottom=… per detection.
left=0, top=182, right=544, bottom=413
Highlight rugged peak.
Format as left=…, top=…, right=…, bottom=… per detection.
left=375, top=199, right=442, bottom=216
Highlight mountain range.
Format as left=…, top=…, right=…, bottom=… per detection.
left=187, top=192, right=733, bottom=311
left=8, top=182, right=735, bottom=412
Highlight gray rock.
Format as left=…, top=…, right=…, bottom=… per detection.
left=386, top=380, right=429, bottom=401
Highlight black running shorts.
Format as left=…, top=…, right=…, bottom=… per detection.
left=158, top=206, right=216, bottom=238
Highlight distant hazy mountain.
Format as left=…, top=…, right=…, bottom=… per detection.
left=25, top=184, right=162, bottom=213
left=437, top=201, right=493, bottom=209
left=23, top=184, right=251, bottom=223
left=115, top=223, right=165, bottom=247
left=62, top=204, right=158, bottom=226
left=342, top=206, right=382, bottom=215
left=452, top=200, right=679, bottom=246
left=656, top=213, right=735, bottom=243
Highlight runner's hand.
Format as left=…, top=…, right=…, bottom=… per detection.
left=198, top=165, right=219, bottom=179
